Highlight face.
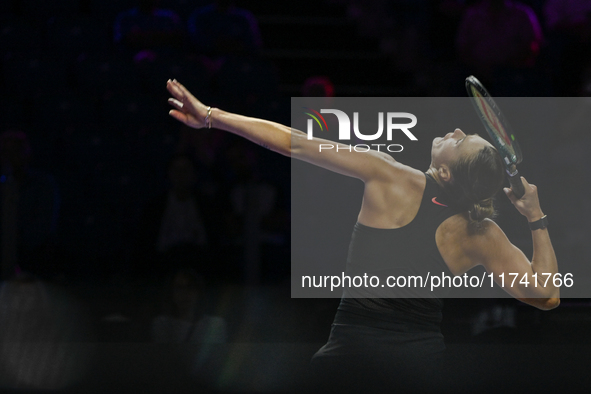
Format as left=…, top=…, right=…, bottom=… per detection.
left=430, top=128, right=492, bottom=170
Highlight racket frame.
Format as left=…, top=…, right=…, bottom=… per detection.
left=465, top=76, right=525, bottom=199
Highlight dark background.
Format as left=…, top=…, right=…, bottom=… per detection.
left=1, top=0, right=590, bottom=392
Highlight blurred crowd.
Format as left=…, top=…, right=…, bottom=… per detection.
left=0, top=0, right=590, bottom=391
left=336, top=0, right=591, bottom=96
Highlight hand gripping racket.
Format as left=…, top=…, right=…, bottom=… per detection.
left=465, top=75, right=525, bottom=199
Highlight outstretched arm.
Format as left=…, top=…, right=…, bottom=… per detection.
left=166, top=79, right=404, bottom=183
left=167, top=79, right=291, bottom=155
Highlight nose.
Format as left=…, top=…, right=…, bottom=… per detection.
left=452, top=128, right=466, bottom=139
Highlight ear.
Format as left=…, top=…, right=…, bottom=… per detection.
left=438, top=165, right=452, bottom=183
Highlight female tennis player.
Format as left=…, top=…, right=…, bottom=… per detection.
left=166, top=79, right=559, bottom=390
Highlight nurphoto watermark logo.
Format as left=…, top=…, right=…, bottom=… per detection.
left=303, top=108, right=418, bottom=152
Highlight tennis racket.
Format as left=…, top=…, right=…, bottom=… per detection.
left=465, top=75, right=525, bottom=199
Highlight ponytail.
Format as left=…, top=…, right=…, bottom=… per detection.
left=468, top=198, right=495, bottom=223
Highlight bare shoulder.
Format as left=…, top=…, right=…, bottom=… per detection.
left=436, top=216, right=507, bottom=275
left=362, top=150, right=423, bottom=183
left=363, top=158, right=425, bottom=200
left=292, top=132, right=419, bottom=183
left=359, top=163, right=426, bottom=228
left=371, top=154, right=425, bottom=186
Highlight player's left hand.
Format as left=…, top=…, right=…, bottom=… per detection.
left=167, top=79, right=209, bottom=129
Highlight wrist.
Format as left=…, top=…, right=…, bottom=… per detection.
left=209, top=107, right=224, bottom=129
left=204, top=106, right=213, bottom=128
left=528, top=214, right=548, bottom=231
left=526, top=210, right=545, bottom=223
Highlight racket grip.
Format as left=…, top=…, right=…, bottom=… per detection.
left=508, top=173, right=525, bottom=199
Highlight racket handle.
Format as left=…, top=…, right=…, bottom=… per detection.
left=508, top=173, right=525, bottom=199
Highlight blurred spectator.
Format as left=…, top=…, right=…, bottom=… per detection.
left=348, top=0, right=432, bottom=86
left=151, top=268, right=226, bottom=343
left=544, top=0, right=591, bottom=96
left=134, top=153, right=219, bottom=281
left=456, top=0, right=543, bottom=94
left=470, top=299, right=518, bottom=342
left=0, top=131, right=60, bottom=281
left=346, top=0, right=395, bottom=39
left=545, top=0, right=591, bottom=35
left=151, top=268, right=227, bottom=388
left=0, top=274, right=92, bottom=390
left=176, top=125, right=226, bottom=190
left=222, top=143, right=284, bottom=285
left=429, top=0, right=466, bottom=62
left=113, top=0, right=185, bottom=54
left=301, top=76, right=335, bottom=97
left=427, top=0, right=468, bottom=95
left=187, top=0, right=263, bottom=58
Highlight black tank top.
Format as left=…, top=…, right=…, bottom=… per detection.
left=338, top=172, right=459, bottom=328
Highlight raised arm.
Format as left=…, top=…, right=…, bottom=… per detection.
left=469, top=177, right=559, bottom=310
left=166, top=79, right=402, bottom=182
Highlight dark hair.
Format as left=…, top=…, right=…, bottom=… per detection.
left=444, top=146, right=505, bottom=229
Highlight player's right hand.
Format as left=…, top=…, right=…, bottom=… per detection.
left=504, top=176, right=544, bottom=222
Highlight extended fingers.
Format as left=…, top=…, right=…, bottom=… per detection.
left=167, top=79, right=194, bottom=100
left=170, top=80, right=201, bottom=114
left=169, top=109, right=189, bottom=123
left=167, top=79, right=192, bottom=101
left=172, top=79, right=190, bottom=93
left=166, top=80, right=184, bottom=100
left=166, top=79, right=204, bottom=129
left=168, top=98, right=184, bottom=111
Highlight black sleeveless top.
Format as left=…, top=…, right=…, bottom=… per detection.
left=310, top=173, right=460, bottom=389
left=337, top=172, right=459, bottom=329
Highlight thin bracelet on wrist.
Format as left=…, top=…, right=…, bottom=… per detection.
left=204, top=106, right=212, bottom=129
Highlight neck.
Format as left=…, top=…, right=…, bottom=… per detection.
left=426, top=167, right=444, bottom=188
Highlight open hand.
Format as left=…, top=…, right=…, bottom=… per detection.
left=167, top=79, right=209, bottom=129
